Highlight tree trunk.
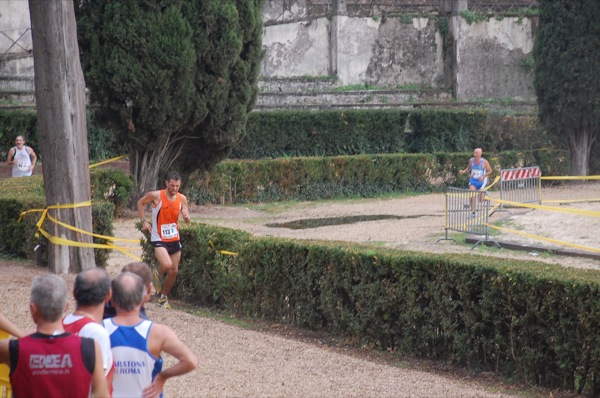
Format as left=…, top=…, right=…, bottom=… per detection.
left=29, top=0, right=95, bottom=273
left=569, top=127, right=593, bottom=176
left=128, top=134, right=180, bottom=208
left=129, top=148, right=163, bottom=208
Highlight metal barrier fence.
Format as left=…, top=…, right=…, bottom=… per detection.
left=499, top=166, right=541, bottom=212
left=438, top=187, right=494, bottom=248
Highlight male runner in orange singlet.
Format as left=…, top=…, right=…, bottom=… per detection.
left=137, top=171, right=191, bottom=309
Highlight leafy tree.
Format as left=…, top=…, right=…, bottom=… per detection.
left=75, top=0, right=264, bottom=200
left=533, top=0, right=600, bottom=176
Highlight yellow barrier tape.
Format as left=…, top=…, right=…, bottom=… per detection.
left=18, top=208, right=45, bottom=222
left=541, top=175, right=600, bottom=180
left=19, top=200, right=142, bottom=261
left=489, top=202, right=501, bottom=213
left=483, top=176, right=500, bottom=190
left=219, top=250, right=239, bottom=256
left=208, top=240, right=238, bottom=256
left=35, top=227, right=142, bottom=261
left=105, top=242, right=142, bottom=262
left=46, top=213, right=140, bottom=243
left=543, top=198, right=600, bottom=204
left=485, top=223, right=600, bottom=254
left=89, top=155, right=127, bottom=169
left=19, top=201, right=92, bottom=222
left=490, top=198, right=600, bottom=218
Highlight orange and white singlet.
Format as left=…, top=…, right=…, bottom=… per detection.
left=150, top=190, right=182, bottom=242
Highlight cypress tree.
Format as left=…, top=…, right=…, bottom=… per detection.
left=76, top=0, right=264, bottom=199
left=533, top=0, right=600, bottom=175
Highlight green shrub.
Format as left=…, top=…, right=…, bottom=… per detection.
left=91, top=200, right=116, bottom=268
left=87, top=109, right=123, bottom=161
left=90, top=168, right=135, bottom=216
left=0, top=174, right=117, bottom=268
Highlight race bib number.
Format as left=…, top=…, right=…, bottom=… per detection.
left=471, top=169, right=483, bottom=179
left=161, top=223, right=179, bottom=240
left=17, top=161, right=29, bottom=171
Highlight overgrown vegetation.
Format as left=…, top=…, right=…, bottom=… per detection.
left=460, top=10, right=488, bottom=25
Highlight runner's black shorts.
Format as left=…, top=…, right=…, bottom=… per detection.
left=151, top=240, right=182, bottom=255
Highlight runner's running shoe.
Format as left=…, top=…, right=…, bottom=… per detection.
left=158, top=296, right=171, bottom=309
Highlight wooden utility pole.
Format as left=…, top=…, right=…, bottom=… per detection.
left=28, top=0, right=95, bottom=273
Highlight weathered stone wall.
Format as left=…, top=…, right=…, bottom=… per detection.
left=262, top=17, right=331, bottom=77
left=452, top=16, right=535, bottom=99
left=1, top=0, right=538, bottom=101
left=0, top=0, right=32, bottom=54
left=261, top=3, right=537, bottom=100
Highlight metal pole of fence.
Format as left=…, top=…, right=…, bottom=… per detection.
left=438, top=186, right=500, bottom=248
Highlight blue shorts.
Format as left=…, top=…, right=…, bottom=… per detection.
left=152, top=240, right=182, bottom=255
left=469, top=177, right=488, bottom=190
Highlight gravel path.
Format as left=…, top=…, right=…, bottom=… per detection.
left=0, top=262, right=515, bottom=398
left=2, top=182, right=599, bottom=397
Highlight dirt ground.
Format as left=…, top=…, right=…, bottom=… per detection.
left=1, top=162, right=599, bottom=397
left=192, top=182, right=600, bottom=270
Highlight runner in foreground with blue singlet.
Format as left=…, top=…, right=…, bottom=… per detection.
left=103, top=272, right=197, bottom=398
left=459, top=147, right=493, bottom=218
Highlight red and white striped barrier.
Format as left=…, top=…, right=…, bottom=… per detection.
left=499, top=166, right=542, bottom=210
left=501, top=167, right=541, bottom=181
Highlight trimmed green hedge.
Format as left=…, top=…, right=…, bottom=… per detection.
left=188, top=149, right=571, bottom=205
left=232, top=109, right=555, bottom=159
left=234, top=110, right=410, bottom=158
left=146, top=223, right=600, bottom=394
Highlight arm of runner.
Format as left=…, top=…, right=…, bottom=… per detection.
left=137, top=191, right=160, bottom=232
left=91, top=340, right=110, bottom=398
left=28, top=147, right=37, bottom=170
left=0, top=312, right=24, bottom=338
left=143, top=324, right=198, bottom=398
left=0, top=339, right=9, bottom=365
left=6, top=148, right=15, bottom=166
left=459, top=159, right=472, bottom=175
left=483, top=159, right=493, bottom=179
left=180, top=194, right=191, bottom=223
